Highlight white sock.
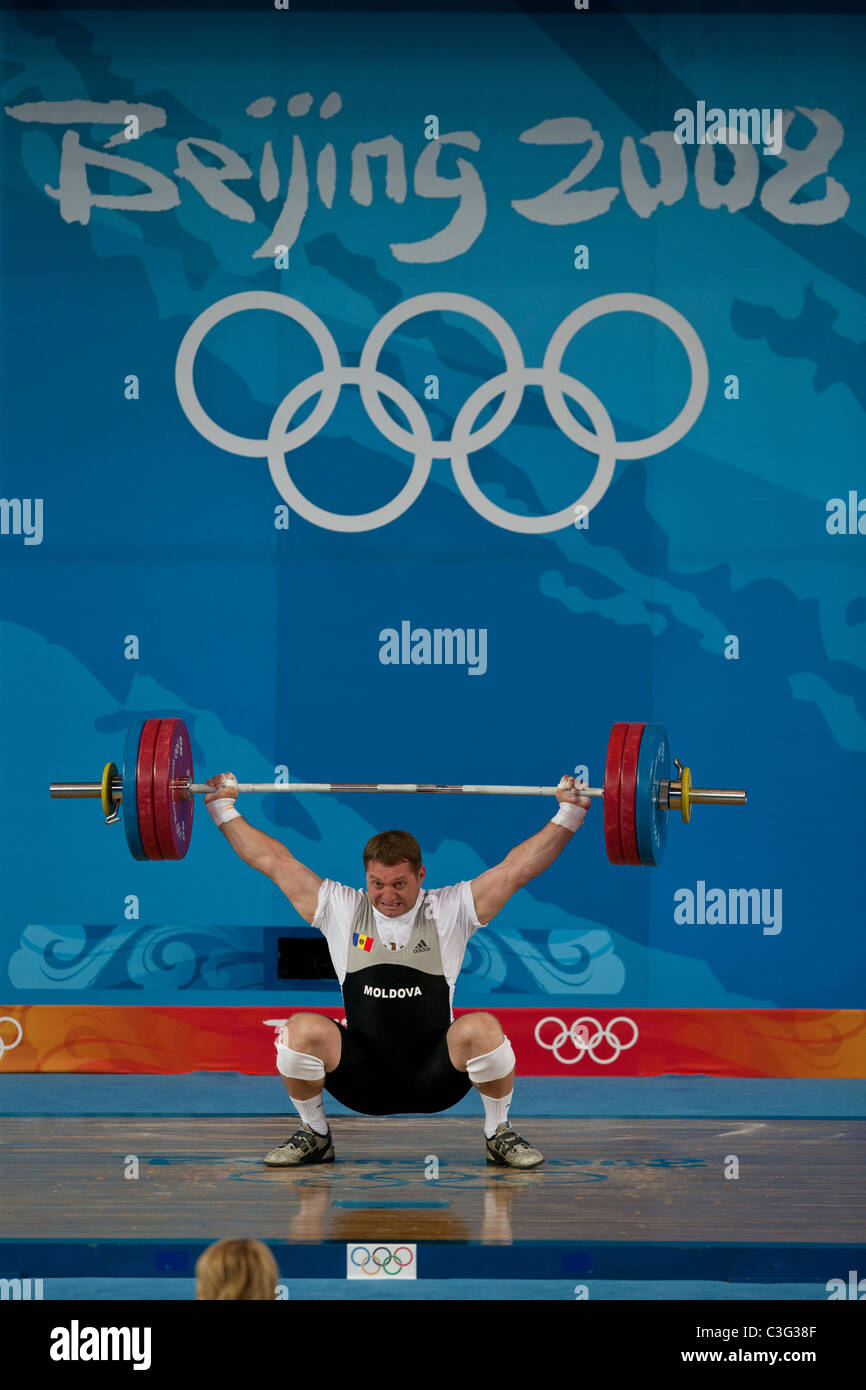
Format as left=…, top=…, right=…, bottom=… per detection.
left=290, top=1092, right=329, bottom=1137
left=481, top=1089, right=513, bottom=1140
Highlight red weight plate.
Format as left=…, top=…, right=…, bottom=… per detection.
left=153, top=717, right=194, bottom=860
left=603, top=722, right=629, bottom=865
left=136, top=718, right=164, bottom=861
left=619, top=722, right=646, bottom=867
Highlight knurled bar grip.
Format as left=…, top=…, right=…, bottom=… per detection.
left=189, top=781, right=597, bottom=795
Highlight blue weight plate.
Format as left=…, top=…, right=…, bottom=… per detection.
left=121, top=720, right=148, bottom=861
left=634, top=722, right=670, bottom=866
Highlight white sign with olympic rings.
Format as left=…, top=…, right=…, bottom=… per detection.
left=534, top=1015, right=639, bottom=1065
left=176, top=290, right=707, bottom=533
left=347, top=1244, right=417, bottom=1279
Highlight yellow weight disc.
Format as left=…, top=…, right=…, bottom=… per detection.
left=101, top=761, right=119, bottom=817
left=680, top=765, right=692, bottom=824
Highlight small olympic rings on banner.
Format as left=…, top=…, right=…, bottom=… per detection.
left=0, top=1016, right=23, bottom=1060
left=535, top=1015, right=639, bottom=1065
left=350, top=1245, right=415, bottom=1275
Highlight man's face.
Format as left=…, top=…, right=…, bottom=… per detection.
left=365, top=859, right=425, bottom=917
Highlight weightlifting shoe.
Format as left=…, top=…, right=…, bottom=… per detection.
left=485, top=1121, right=544, bottom=1169
left=263, top=1121, right=335, bottom=1166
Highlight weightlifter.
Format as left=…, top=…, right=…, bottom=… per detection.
left=204, top=775, right=591, bottom=1168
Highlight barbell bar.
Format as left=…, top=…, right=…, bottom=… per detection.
left=49, top=717, right=746, bottom=867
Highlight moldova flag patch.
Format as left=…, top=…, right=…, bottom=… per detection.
left=352, top=932, right=374, bottom=952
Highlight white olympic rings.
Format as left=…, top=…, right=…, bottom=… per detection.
left=535, top=1014, right=639, bottom=1065
left=175, top=290, right=708, bottom=533
left=0, top=1016, right=23, bottom=1060
left=350, top=1245, right=415, bottom=1275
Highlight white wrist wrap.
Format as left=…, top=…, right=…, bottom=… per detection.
left=208, top=797, right=241, bottom=828
left=551, top=803, right=587, bottom=832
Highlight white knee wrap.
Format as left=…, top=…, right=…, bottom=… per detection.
left=466, top=1036, right=515, bottom=1084
left=275, top=1043, right=326, bottom=1082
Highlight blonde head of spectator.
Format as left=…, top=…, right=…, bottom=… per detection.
left=195, top=1238, right=279, bottom=1300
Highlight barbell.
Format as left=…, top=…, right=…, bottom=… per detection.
left=48, top=717, right=746, bottom=867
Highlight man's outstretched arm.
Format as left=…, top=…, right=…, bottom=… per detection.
left=470, top=776, right=591, bottom=926
left=204, top=773, right=323, bottom=924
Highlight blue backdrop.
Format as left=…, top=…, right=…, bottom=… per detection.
left=1, top=4, right=864, bottom=1011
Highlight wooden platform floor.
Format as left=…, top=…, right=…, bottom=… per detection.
left=2, top=1116, right=864, bottom=1247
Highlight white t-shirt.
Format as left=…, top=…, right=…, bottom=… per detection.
left=312, top=879, right=483, bottom=1010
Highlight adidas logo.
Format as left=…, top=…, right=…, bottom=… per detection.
left=412, top=939, right=430, bottom=953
